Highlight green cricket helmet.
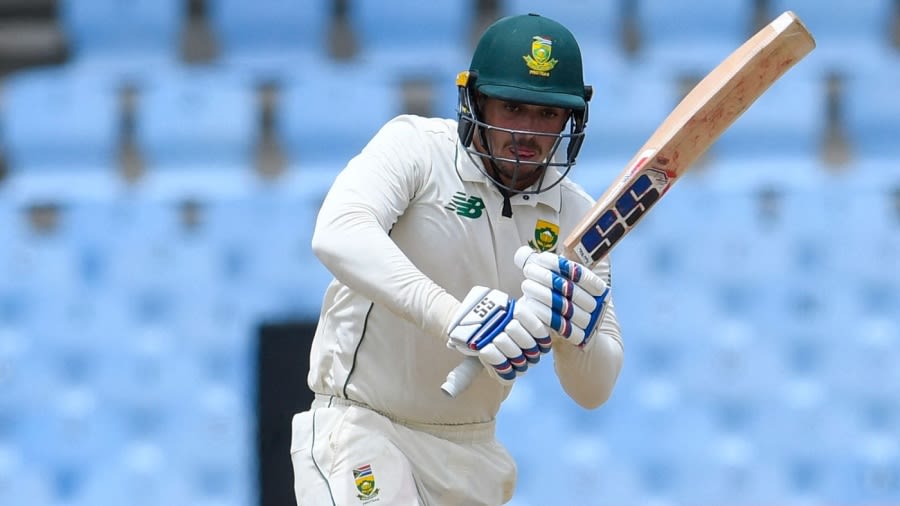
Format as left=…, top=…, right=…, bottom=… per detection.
left=458, top=13, right=593, bottom=194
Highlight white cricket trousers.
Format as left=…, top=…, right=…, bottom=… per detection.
left=291, top=394, right=517, bottom=505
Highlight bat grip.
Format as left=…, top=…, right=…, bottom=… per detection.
left=441, top=356, right=482, bottom=398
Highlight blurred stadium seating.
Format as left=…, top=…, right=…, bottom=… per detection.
left=0, top=1, right=898, bottom=505
left=633, top=0, right=757, bottom=77
left=770, top=0, right=898, bottom=77
left=843, top=67, right=900, bottom=173
left=58, top=0, right=184, bottom=75
left=0, top=66, right=119, bottom=174
left=206, top=0, right=332, bottom=82
left=345, top=0, right=473, bottom=79
left=275, top=66, right=403, bottom=173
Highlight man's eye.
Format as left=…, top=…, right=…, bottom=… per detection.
left=504, top=103, right=520, bottom=112
left=542, top=109, right=559, bottom=118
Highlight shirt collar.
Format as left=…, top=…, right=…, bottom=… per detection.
left=455, top=141, right=562, bottom=212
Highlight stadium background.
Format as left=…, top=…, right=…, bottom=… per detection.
left=0, top=0, right=898, bottom=504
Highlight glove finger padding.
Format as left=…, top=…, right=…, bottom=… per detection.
left=514, top=299, right=553, bottom=353
left=478, top=342, right=517, bottom=383
left=524, top=251, right=609, bottom=297
left=489, top=330, right=530, bottom=371
left=521, top=262, right=599, bottom=312
left=521, top=278, right=593, bottom=329
left=502, top=319, right=542, bottom=364
left=520, top=297, right=588, bottom=346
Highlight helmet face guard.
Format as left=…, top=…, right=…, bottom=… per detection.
left=457, top=70, right=592, bottom=195
left=457, top=14, right=593, bottom=195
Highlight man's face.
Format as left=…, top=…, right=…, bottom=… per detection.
left=475, top=96, right=571, bottom=191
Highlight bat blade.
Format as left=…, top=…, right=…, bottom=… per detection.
left=565, top=10, right=815, bottom=266
left=443, top=11, right=815, bottom=398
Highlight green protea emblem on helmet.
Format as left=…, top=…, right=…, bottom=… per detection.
left=528, top=219, right=559, bottom=252
left=524, top=36, right=558, bottom=77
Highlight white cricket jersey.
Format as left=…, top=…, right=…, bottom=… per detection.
left=309, top=115, right=623, bottom=426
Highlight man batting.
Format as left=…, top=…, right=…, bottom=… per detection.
left=290, top=13, right=623, bottom=505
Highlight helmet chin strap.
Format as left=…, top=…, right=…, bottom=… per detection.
left=488, top=160, right=515, bottom=218
left=477, top=127, right=517, bottom=218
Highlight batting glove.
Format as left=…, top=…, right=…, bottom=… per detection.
left=447, top=286, right=551, bottom=385
left=515, top=246, right=610, bottom=348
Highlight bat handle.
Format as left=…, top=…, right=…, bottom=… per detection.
left=441, top=356, right=482, bottom=398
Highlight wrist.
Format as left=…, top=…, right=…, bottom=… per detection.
left=431, top=291, right=463, bottom=341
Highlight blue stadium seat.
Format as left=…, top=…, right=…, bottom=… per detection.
left=0, top=67, right=118, bottom=174
left=197, top=198, right=260, bottom=285
left=16, top=332, right=127, bottom=504
left=58, top=0, right=184, bottom=76
left=830, top=315, right=900, bottom=400
left=346, top=0, right=472, bottom=79
left=55, top=198, right=237, bottom=337
left=178, top=321, right=255, bottom=398
left=0, top=200, right=14, bottom=245
left=830, top=395, right=900, bottom=502
left=694, top=185, right=831, bottom=286
left=0, top=214, right=96, bottom=332
left=133, top=68, right=261, bottom=199
left=0, top=445, right=53, bottom=506
left=575, top=66, right=678, bottom=170
left=844, top=69, right=900, bottom=166
left=135, top=69, right=258, bottom=172
left=752, top=188, right=847, bottom=329
left=684, top=316, right=787, bottom=400
left=91, top=197, right=252, bottom=332
left=826, top=181, right=900, bottom=313
left=770, top=0, right=898, bottom=76
left=168, top=238, right=257, bottom=335
left=602, top=179, right=714, bottom=284
left=598, top=399, right=719, bottom=505
left=276, top=68, right=402, bottom=173
left=498, top=403, right=577, bottom=504
left=694, top=431, right=788, bottom=505
left=0, top=327, right=45, bottom=439
left=91, top=200, right=192, bottom=325
left=78, top=440, right=192, bottom=506
left=712, top=76, right=826, bottom=166
left=684, top=187, right=797, bottom=302
left=228, top=185, right=335, bottom=321
left=633, top=0, right=755, bottom=77
left=36, top=387, right=127, bottom=473
left=57, top=200, right=135, bottom=295
left=94, top=323, right=206, bottom=444
left=760, top=395, right=866, bottom=502
left=163, top=385, right=256, bottom=505
left=518, top=433, right=641, bottom=505
left=206, top=0, right=332, bottom=82
left=841, top=435, right=900, bottom=504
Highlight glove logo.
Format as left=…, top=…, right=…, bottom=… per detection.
left=353, top=464, right=380, bottom=502
left=528, top=219, right=559, bottom=252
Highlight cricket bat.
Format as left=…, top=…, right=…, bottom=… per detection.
left=441, top=10, right=816, bottom=398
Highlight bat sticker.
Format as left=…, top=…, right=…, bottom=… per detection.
left=574, top=167, right=671, bottom=264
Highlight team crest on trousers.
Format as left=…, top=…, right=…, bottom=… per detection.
left=353, top=463, right=380, bottom=502
left=529, top=219, right=559, bottom=252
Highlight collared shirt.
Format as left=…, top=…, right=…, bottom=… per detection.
left=309, top=114, right=622, bottom=426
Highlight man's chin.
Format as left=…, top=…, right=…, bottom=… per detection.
left=502, top=174, right=543, bottom=191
